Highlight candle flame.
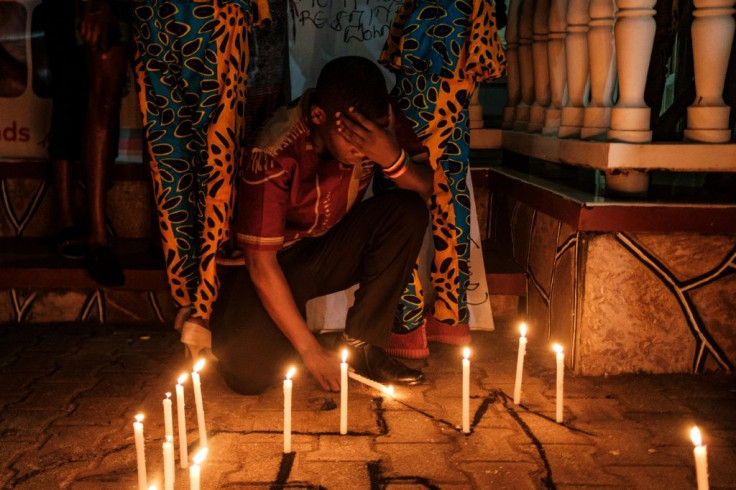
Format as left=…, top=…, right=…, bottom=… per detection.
left=385, top=385, right=395, bottom=396
left=553, top=344, right=563, bottom=353
left=193, top=359, right=205, bottom=372
left=193, top=447, right=208, bottom=465
left=286, top=366, right=296, bottom=380
left=165, top=392, right=171, bottom=399
left=148, top=485, right=157, bottom=490
left=135, top=413, right=144, bottom=423
left=691, top=426, right=703, bottom=447
left=463, top=347, right=470, bottom=360
left=341, top=349, right=348, bottom=363
left=166, top=434, right=173, bottom=443
left=520, top=322, right=527, bottom=337
left=177, top=373, right=188, bottom=384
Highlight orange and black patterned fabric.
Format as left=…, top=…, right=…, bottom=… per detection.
left=131, top=0, right=269, bottom=320
left=380, top=0, right=505, bottom=331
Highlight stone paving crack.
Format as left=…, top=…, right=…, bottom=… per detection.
left=497, top=389, right=556, bottom=490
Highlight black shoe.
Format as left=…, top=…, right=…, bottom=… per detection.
left=85, top=246, right=125, bottom=287
left=347, top=344, right=425, bottom=386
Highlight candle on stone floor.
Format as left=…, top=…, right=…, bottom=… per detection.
left=348, top=371, right=394, bottom=396
left=189, top=447, right=208, bottom=490
left=163, top=435, right=175, bottom=490
left=176, top=373, right=189, bottom=469
left=553, top=344, right=564, bottom=423
left=462, top=347, right=470, bottom=433
left=284, top=366, right=296, bottom=453
left=133, top=414, right=147, bottom=490
left=691, top=426, right=709, bottom=490
left=340, top=349, right=348, bottom=435
left=192, top=359, right=207, bottom=449
left=163, top=392, right=173, bottom=441
left=513, top=323, right=528, bottom=405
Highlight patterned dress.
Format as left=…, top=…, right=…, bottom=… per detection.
left=131, top=0, right=269, bottom=319
left=380, top=0, right=505, bottom=331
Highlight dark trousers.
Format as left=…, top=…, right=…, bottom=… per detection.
left=211, top=190, right=428, bottom=394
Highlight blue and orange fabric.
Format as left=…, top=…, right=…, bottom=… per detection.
left=131, top=0, right=270, bottom=319
left=380, top=0, right=505, bottom=331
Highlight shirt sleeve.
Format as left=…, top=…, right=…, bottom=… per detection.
left=236, top=148, right=292, bottom=251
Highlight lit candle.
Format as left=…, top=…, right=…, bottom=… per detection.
left=191, top=359, right=207, bottom=449
left=189, top=447, right=207, bottom=490
left=163, top=392, right=173, bottom=440
left=691, top=426, right=709, bottom=490
left=340, top=349, right=348, bottom=435
left=163, top=435, right=175, bottom=490
left=462, top=347, right=470, bottom=433
left=284, top=366, right=295, bottom=453
left=133, top=414, right=147, bottom=490
left=553, top=344, right=564, bottom=423
left=176, top=373, right=189, bottom=469
left=348, top=371, right=395, bottom=396
left=513, top=323, right=528, bottom=405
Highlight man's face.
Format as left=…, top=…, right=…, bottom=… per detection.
left=311, top=105, right=388, bottom=166
left=318, top=114, right=367, bottom=165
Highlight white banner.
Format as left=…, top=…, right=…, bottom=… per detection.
left=287, top=0, right=402, bottom=99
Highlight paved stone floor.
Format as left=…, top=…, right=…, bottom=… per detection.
left=1, top=320, right=735, bottom=489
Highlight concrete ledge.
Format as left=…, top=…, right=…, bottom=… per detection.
left=476, top=130, right=736, bottom=172
left=486, top=167, right=736, bottom=233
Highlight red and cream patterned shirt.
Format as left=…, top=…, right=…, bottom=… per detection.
left=236, top=94, right=426, bottom=251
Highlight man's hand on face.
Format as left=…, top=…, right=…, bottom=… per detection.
left=335, top=105, right=402, bottom=168
left=301, top=344, right=342, bottom=392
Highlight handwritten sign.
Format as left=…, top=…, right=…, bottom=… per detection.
left=287, top=0, right=403, bottom=99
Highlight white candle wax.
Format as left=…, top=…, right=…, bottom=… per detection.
left=133, top=414, right=147, bottom=490
left=189, top=447, right=207, bottom=490
left=554, top=344, right=564, bottom=423
left=284, top=367, right=295, bottom=453
left=163, top=393, right=174, bottom=440
left=691, top=426, right=709, bottom=490
left=340, top=349, right=348, bottom=435
left=192, top=359, right=207, bottom=449
left=163, top=435, right=175, bottom=490
left=513, top=323, right=527, bottom=405
left=176, top=374, right=189, bottom=469
left=462, top=348, right=470, bottom=433
left=347, top=371, right=395, bottom=396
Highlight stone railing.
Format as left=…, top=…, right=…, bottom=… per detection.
left=474, top=0, right=736, bottom=194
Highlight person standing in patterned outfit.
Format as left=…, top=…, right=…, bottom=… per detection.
left=130, top=0, right=270, bottom=358
left=380, top=0, right=506, bottom=358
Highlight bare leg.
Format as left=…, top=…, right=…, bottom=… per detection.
left=52, top=159, right=76, bottom=230
left=83, top=44, right=127, bottom=247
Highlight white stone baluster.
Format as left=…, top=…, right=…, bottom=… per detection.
left=558, top=0, right=590, bottom=138
left=683, top=0, right=736, bottom=143
left=503, top=0, right=523, bottom=129
left=514, top=0, right=537, bottom=131
left=528, top=0, right=552, bottom=132
left=606, top=0, right=656, bottom=195
left=607, top=0, right=656, bottom=143
left=581, top=0, right=617, bottom=139
left=542, top=0, right=569, bottom=135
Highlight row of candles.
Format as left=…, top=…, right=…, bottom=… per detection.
left=132, top=359, right=209, bottom=490
left=132, top=322, right=712, bottom=490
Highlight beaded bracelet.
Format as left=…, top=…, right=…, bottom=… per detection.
left=382, top=149, right=406, bottom=174
left=385, top=160, right=409, bottom=179
left=384, top=154, right=410, bottom=180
